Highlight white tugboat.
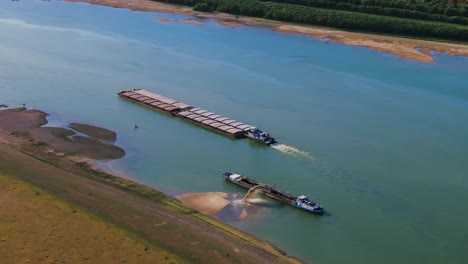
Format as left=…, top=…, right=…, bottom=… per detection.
left=292, top=195, right=323, bottom=213
left=245, top=127, right=277, bottom=146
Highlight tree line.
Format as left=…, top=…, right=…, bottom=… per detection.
left=154, top=0, right=468, bottom=41
left=256, top=0, right=468, bottom=25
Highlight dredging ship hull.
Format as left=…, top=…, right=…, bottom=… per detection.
left=223, top=172, right=324, bottom=215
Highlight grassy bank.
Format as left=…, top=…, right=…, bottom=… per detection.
left=0, top=172, right=180, bottom=263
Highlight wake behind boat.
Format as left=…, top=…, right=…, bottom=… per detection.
left=223, top=172, right=324, bottom=215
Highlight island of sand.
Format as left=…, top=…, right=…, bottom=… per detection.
left=0, top=107, right=300, bottom=264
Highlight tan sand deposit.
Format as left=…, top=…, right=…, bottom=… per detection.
left=177, top=192, right=231, bottom=215
left=216, top=20, right=243, bottom=28
left=155, top=17, right=204, bottom=25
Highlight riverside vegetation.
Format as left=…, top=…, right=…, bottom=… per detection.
left=156, top=0, right=468, bottom=41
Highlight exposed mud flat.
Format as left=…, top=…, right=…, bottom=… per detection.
left=69, top=123, right=117, bottom=142
left=155, top=17, right=204, bottom=25
left=0, top=107, right=47, bottom=133
left=216, top=20, right=243, bottom=28
left=0, top=108, right=124, bottom=160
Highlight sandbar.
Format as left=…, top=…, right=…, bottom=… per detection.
left=0, top=108, right=125, bottom=160
left=155, top=17, right=204, bottom=25
left=0, top=107, right=47, bottom=133
left=216, top=20, right=244, bottom=28
left=69, top=122, right=117, bottom=142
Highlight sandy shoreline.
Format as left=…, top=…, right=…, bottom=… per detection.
left=63, top=0, right=468, bottom=62
left=0, top=108, right=301, bottom=263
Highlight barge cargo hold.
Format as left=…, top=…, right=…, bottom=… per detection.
left=118, top=89, right=277, bottom=145
left=223, top=172, right=324, bottom=215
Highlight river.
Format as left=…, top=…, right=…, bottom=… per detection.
left=1, top=1, right=468, bottom=263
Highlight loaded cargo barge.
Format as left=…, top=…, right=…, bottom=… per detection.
left=223, top=172, right=324, bottom=215
left=118, top=89, right=277, bottom=145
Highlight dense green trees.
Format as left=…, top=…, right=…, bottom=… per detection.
left=193, top=2, right=212, bottom=11
left=152, top=0, right=468, bottom=41
left=258, top=0, right=468, bottom=25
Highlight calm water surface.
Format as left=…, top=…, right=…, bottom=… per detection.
left=1, top=1, right=468, bottom=263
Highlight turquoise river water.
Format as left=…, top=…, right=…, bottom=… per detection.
left=1, top=1, right=468, bottom=263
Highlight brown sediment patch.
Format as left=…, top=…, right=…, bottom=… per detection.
left=28, top=127, right=125, bottom=160
left=216, top=20, right=243, bottom=28
left=0, top=108, right=125, bottom=160
left=155, top=17, right=204, bottom=25
left=177, top=192, right=230, bottom=215
left=0, top=107, right=47, bottom=133
left=0, top=173, right=178, bottom=264
left=63, top=0, right=468, bottom=62
left=69, top=122, right=117, bottom=142
left=72, top=136, right=125, bottom=159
